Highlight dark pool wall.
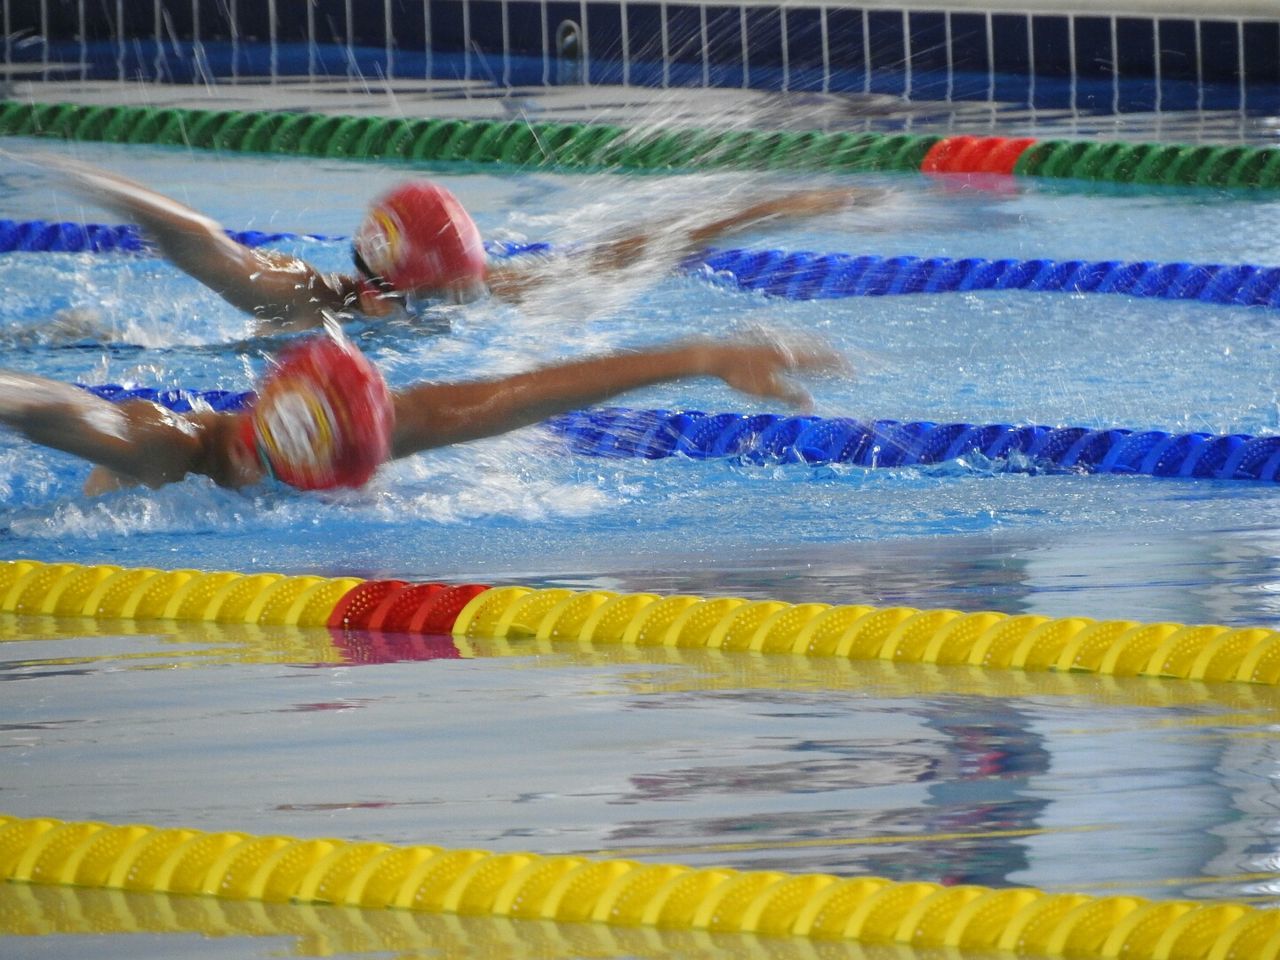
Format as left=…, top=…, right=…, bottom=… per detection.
left=7, top=1, right=1280, bottom=110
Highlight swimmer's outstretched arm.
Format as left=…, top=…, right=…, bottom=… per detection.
left=0, top=370, right=207, bottom=490
left=390, top=338, right=845, bottom=458
left=484, top=187, right=883, bottom=300
left=40, top=155, right=344, bottom=326
left=673, top=187, right=885, bottom=253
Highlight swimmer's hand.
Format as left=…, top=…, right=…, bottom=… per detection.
left=696, top=337, right=849, bottom=411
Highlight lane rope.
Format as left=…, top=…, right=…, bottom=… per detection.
left=5, top=558, right=1280, bottom=685
left=77, top=383, right=253, bottom=412
left=0, top=218, right=339, bottom=253
left=8, top=218, right=1280, bottom=310
left=1, top=811, right=1276, bottom=957
left=694, top=247, right=1280, bottom=308
left=4, top=100, right=1280, bottom=188
left=545, top=407, right=1280, bottom=482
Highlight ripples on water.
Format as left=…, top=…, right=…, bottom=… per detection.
left=2, top=623, right=1275, bottom=900
left=2, top=140, right=1280, bottom=959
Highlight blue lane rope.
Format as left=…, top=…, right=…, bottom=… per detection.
left=7, top=218, right=1280, bottom=310
left=76, top=384, right=254, bottom=412
left=692, top=248, right=1280, bottom=309
left=0, top=219, right=339, bottom=254
left=544, top=408, right=1280, bottom=482
left=73, top=386, right=1280, bottom=483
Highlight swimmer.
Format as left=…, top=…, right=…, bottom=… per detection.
left=33, top=153, right=880, bottom=335
left=0, top=330, right=844, bottom=496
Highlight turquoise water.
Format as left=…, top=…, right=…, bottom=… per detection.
left=3, top=139, right=1280, bottom=624
left=2, top=138, right=1280, bottom=958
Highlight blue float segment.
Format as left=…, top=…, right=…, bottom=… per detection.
left=10, top=218, right=1280, bottom=310
left=0, top=219, right=142, bottom=253
left=794, top=417, right=869, bottom=463
left=545, top=408, right=1280, bottom=484
left=1228, top=436, right=1280, bottom=481
left=692, top=248, right=1280, bottom=310
left=0, top=219, right=338, bottom=255
left=485, top=240, right=554, bottom=258
left=76, top=383, right=254, bottom=412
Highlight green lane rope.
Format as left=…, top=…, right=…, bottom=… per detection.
left=1, top=812, right=1276, bottom=957
left=1011, top=137, right=1280, bottom=188
left=4, top=98, right=1278, bottom=187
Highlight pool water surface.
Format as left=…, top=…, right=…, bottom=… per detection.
left=3, top=134, right=1280, bottom=958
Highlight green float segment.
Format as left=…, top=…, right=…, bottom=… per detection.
left=4, top=99, right=1279, bottom=187
left=2, top=812, right=1278, bottom=958
left=7, top=559, right=1280, bottom=685
left=0, top=100, right=934, bottom=172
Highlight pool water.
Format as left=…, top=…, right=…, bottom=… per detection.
left=5, top=140, right=1280, bottom=616
left=3, top=137, right=1280, bottom=957
left=3, top=616, right=1279, bottom=959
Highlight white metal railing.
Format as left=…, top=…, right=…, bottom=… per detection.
left=1, top=0, right=1272, bottom=109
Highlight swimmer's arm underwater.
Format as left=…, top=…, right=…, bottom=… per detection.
left=389, top=338, right=844, bottom=457
left=41, top=155, right=348, bottom=329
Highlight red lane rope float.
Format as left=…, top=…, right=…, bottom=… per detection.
left=326, top=580, right=489, bottom=636
left=324, top=582, right=489, bottom=665
left=328, top=579, right=410, bottom=630
left=411, top=584, right=491, bottom=634
left=301, top=575, right=489, bottom=663
left=365, top=583, right=443, bottom=631
left=371, top=583, right=451, bottom=632
left=922, top=135, right=1038, bottom=175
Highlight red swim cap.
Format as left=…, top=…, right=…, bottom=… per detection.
left=243, top=336, right=394, bottom=491
left=352, top=180, right=487, bottom=296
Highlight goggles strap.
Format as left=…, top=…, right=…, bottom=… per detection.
left=351, top=245, right=398, bottom=294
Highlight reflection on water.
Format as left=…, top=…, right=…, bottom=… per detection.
left=2, top=616, right=1278, bottom=909
left=605, top=704, right=1053, bottom=885
left=518, top=521, right=1280, bottom=629
left=0, top=881, right=970, bottom=960
left=916, top=701, right=1052, bottom=888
